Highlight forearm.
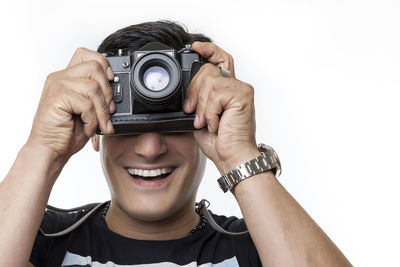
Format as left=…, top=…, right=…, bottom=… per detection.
left=233, top=171, right=352, bottom=267
left=0, top=144, right=63, bottom=267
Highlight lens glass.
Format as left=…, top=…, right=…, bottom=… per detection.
left=143, top=66, right=170, bottom=91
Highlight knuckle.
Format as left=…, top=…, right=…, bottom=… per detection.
left=207, top=88, right=217, bottom=100
left=98, top=55, right=109, bottom=67
left=84, top=122, right=97, bottom=135
left=203, top=75, right=216, bottom=88
left=245, top=83, right=255, bottom=95
left=204, top=111, right=214, bottom=121
left=187, top=77, right=200, bottom=95
left=75, top=47, right=88, bottom=56
left=86, top=80, right=101, bottom=94
left=201, top=63, right=215, bottom=73
left=236, top=82, right=254, bottom=105
left=44, top=72, right=64, bottom=94
left=85, top=117, right=97, bottom=128
left=210, top=43, right=220, bottom=52
left=82, top=99, right=95, bottom=114
left=45, top=71, right=59, bottom=83
left=88, top=60, right=103, bottom=72
left=104, top=90, right=114, bottom=103
left=196, top=97, right=205, bottom=113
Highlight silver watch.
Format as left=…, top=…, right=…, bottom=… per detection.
left=217, top=144, right=281, bottom=193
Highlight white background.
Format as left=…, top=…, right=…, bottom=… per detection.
left=0, top=0, right=399, bottom=266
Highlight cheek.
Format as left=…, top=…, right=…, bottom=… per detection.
left=193, top=148, right=207, bottom=184
left=99, top=137, right=123, bottom=194
left=173, top=134, right=206, bottom=174
left=99, top=136, right=128, bottom=168
left=181, top=145, right=207, bottom=191
left=171, top=133, right=198, bottom=157
left=99, top=146, right=115, bottom=196
left=100, top=138, right=113, bottom=176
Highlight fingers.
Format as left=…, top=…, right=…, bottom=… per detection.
left=203, top=88, right=224, bottom=133
left=62, top=78, right=113, bottom=135
left=185, top=63, right=220, bottom=114
left=65, top=61, right=115, bottom=113
left=185, top=63, right=235, bottom=131
left=202, top=82, right=254, bottom=134
left=68, top=47, right=114, bottom=80
left=195, top=76, right=235, bottom=131
left=45, top=55, right=116, bottom=135
left=65, top=91, right=99, bottom=137
left=185, top=42, right=236, bottom=115
left=193, top=73, right=223, bottom=129
left=192, top=42, right=235, bottom=78
left=187, top=67, right=254, bottom=134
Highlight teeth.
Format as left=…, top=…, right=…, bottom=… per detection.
left=127, top=167, right=173, bottom=177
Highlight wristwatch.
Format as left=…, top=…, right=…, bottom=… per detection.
left=217, top=144, right=281, bottom=193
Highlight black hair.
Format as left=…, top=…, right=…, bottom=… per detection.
left=97, top=20, right=212, bottom=54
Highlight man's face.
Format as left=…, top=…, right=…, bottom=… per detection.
left=93, top=132, right=206, bottom=221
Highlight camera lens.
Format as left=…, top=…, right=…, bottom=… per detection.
left=132, top=52, right=181, bottom=107
left=143, top=66, right=170, bottom=91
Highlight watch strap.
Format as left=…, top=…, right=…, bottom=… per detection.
left=217, top=144, right=281, bottom=193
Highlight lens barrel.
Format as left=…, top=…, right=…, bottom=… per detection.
left=131, top=52, right=181, bottom=107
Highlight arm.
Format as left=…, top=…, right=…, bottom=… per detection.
left=0, top=144, right=62, bottom=267
left=186, top=41, right=352, bottom=266
left=233, top=170, right=351, bottom=266
left=0, top=48, right=115, bottom=267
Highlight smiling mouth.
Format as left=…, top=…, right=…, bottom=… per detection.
left=126, top=167, right=175, bottom=181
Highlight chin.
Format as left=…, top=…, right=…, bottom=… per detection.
left=115, top=192, right=186, bottom=222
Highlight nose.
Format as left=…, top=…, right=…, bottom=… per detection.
left=134, top=133, right=168, bottom=161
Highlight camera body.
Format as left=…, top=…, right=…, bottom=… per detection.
left=100, top=42, right=205, bottom=135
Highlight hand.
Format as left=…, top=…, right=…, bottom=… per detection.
left=184, top=42, right=260, bottom=174
left=26, top=47, right=115, bottom=163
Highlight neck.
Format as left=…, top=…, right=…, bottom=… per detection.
left=104, top=201, right=200, bottom=240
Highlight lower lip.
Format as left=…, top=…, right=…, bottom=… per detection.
left=127, top=169, right=175, bottom=188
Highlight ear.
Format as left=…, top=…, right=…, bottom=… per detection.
left=91, top=135, right=100, bottom=152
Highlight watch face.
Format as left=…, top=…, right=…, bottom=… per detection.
left=257, top=143, right=282, bottom=177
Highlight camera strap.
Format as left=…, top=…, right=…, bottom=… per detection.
left=39, top=199, right=248, bottom=237
left=39, top=202, right=105, bottom=237
left=196, top=199, right=248, bottom=236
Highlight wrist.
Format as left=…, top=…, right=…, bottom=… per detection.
left=231, top=170, right=277, bottom=197
left=19, top=142, right=66, bottom=185
left=216, top=143, right=282, bottom=193
left=216, top=146, right=260, bottom=175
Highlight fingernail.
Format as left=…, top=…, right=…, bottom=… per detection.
left=107, top=120, right=114, bottom=133
left=184, top=98, right=191, bottom=111
left=109, top=100, right=115, bottom=113
left=106, top=67, right=114, bottom=80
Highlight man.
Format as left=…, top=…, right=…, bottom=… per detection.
left=0, top=21, right=352, bottom=266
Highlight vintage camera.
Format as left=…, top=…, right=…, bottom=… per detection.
left=99, top=42, right=206, bottom=135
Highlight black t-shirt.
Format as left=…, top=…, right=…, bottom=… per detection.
left=30, top=202, right=261, bottom=267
